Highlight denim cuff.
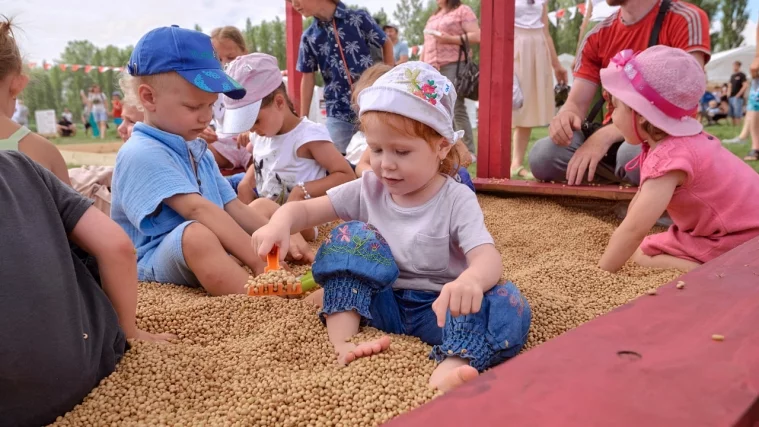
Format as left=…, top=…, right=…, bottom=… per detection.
left=319, top=275, right=373, bottom=323
left=430, top=327, right=491, bottom=372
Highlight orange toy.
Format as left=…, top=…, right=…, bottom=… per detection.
left=246, top=247, right=304, bottom=297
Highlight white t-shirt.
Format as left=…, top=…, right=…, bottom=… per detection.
left=345, top=131, right=367, bottom=165
left=252, top=117, right=331, bottom=203
left=327, top=171, right=495, bottom=292
left=586, top=0, right=619, bottom=22
left=88, top=93, right=107, bottom=114
left=515, top=0, right=546, bottom=29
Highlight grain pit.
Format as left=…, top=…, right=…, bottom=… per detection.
left=50, top=195, right=682, bottom=426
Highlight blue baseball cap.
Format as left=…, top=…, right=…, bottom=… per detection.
left=127, top=25, right=246, bottom=100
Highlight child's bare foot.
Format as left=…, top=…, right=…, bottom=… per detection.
left=334, top=335, right=391, bottom=366
left=429, top=357, right=479, bottom=392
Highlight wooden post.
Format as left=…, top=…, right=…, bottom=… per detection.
left=476, top=0, right=514, bottom=179
left=286, top=2, right=303, bottom=115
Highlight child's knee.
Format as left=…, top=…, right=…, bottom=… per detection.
left=249, top=197, right=279, bottom=217
left=181, top=222, right=220, bottom=257
left=433, top=281, right=531, bottom=372
left=313, top=221, right=399, bottom=321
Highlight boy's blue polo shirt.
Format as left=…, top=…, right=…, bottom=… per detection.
left=111, top=123, right=236, bottom=274
left=296, top=2, right=387, bottom=123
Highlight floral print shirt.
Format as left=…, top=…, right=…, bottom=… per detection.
left=296, top=2, right=387, bottom=123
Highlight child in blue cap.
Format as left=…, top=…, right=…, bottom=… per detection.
left=112, top=26, right=314, bottom=296
left=252, top=62, right=531, bottom=392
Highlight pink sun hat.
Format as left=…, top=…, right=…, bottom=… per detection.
left=600, top=46, right=705, bottom=137
left=221, top=53, right=283, bottom=134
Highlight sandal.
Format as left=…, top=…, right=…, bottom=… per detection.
left=745, top=149, right=759, bottom=161
left=510, top=166, right=534, bottom=180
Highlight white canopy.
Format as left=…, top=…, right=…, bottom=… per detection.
left=705, top=45, right=758, bottom=84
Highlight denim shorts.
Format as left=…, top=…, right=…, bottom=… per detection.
left=312, top=221, right=532, bottom=372
left=225, top=172, right=258, bottom=197
left=138, top=221, right=201, bottom=287
left=325, top=117, right=358, bottom=155
left=728, top=96, right=745, bottom=118
left=749, top=80, right=759, bottom=112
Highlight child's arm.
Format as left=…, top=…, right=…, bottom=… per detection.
left=20, top=133, right=72, bottom=186
left=300, top=72, right=316, bottom=118
left=432, top=244, right=502, bottom=327
left=69, top=207, right=175, bottom=343
left=599, top=171, right=684, bottom=273
left=382, top=39, right=395, bottom=66
left=237, top=164, right=258, bottom=204
left=289, top=141, right=355, bottom=202
left=252, top=196, right=339, bottom=260
left=165, top=194, right=267, bottom=273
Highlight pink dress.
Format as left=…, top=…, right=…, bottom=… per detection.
left=640, top=133, right=759, bottom=263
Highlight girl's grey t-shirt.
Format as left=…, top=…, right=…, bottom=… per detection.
left=327, top=171, right=495, bottom=292
left=0, top=151, right=126, bottom=426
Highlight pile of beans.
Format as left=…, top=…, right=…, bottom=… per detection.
left=246, top=270, right=301, bottom=295
left=50, top=195, right=681, bottom=426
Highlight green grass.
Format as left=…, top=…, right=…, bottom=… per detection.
left=468, top=123, right=759, bottom=176
left=33, top=123, right=123, bottom=145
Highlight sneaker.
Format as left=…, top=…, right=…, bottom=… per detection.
left=723, top=137, right=746, bottom=144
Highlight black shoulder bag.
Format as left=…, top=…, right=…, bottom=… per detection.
left=581, top=0, right=671, bottom=139
left=455, top=33, right=480, bottom=101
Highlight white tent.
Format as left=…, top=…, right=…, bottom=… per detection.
left=705, top=45, right=757, bottom=84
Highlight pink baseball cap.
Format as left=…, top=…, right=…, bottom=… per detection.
left=600, top=46, right=705, bottom=137
left=221, top=53, right=283, bottom=134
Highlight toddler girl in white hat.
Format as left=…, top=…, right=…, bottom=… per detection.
left=599, top=46, right=759, bottom=272
left=251, top=62, right=531, bottom=392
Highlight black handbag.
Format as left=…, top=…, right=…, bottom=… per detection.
left=455, top=33, right=480, bottom=101
left=581, top=0, right=671, bottom=139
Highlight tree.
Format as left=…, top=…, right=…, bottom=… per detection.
left=393, top=0, right=429, bottom=48
left=372, top=8, right=389, bottom=27
left=194, top=24, right=203, bottom=33
left=716, top=0, right=749, bottom=52
left=244, top=18, right=258, bottom=53
left=271, top=17, right=288, bottom=69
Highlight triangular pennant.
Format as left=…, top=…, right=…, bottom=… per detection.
left=71, top=64, right=81, bottom=71
left=578, top=3, right=587, bottom=16
left=85, top=65, right=93, bottom=73
left=556, top=8, right=566, bottom=18
left=98, top=66, right=108, bottom=72
left=28, top=62, right=37, bottom=69
left=59, top=64, right=68, bottom=71
left=43, top=63, right=51, bottom=70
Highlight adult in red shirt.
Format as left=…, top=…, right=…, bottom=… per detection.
left=528, top=0, right=710, bottom=186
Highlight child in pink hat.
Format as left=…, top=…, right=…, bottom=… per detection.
left=222, top=53, right=354, bottom=241
left=599, top=46, right=759, bottom=273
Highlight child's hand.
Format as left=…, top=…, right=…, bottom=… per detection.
left=287, top=185, right=306, bottom=202
left=236, top=132, right=251, bottom=149
left=131, top=329, right=177, bottom=344
left=252, top=224, right=292, bottom=261
left=432, top=279, right=484, bottom=327
left=199, top=127, right=218, bottom=144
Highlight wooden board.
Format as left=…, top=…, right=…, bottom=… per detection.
left=386, top=236, right=759, bottom=427
left=474, top=178, right=637, bottom=201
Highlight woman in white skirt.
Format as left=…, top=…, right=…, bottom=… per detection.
left=512, top=0, right=566, bottom=179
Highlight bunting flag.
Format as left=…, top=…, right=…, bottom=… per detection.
left=26, top=62, right=125, bottom=73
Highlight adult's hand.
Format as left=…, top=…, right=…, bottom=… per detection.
left=549, top=110, right=582, bottom=147
left=554, top=65, right=568, bottom=86
left=565, top=132, right=609, bottom=186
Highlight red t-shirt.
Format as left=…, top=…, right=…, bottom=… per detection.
left=574, top=0, right=710, bottom=120
left=112, top=100, right=122, bottom=119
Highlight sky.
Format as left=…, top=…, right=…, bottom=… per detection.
left=3, top=0, right=759, bottom=63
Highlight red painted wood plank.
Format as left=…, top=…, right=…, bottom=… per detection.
left=474, top=178, right=637, bottom=200
left=476, top=0, right=494, bottom=179
left=286, top=3, right=303, bottom=115
left=387, top=236, right=759, bottom=427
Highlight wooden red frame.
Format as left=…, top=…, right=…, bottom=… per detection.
left=386, top=236, right=759, bottom=427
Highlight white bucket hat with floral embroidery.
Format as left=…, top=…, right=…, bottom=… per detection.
left=357, top=61, right=465, bottom=144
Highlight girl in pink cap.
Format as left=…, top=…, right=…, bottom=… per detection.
left=599, top=46, right=759, bottom=273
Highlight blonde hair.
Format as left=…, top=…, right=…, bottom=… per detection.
left=210, top=26, right=247, bottom=54
left=118, top=71, right=175, bottom=112
left=360, top=111, right=461, bottom=177
left=351, top=63, right=393, bottom=112
left=0, top=16, right=23, bottom=82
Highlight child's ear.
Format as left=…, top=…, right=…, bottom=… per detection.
left=437, top=137, right=453, bottom=160
left=138, top=84, right=158, bottom=112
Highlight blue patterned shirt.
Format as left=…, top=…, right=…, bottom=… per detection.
left=296, top=2, right=387, bottom=123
